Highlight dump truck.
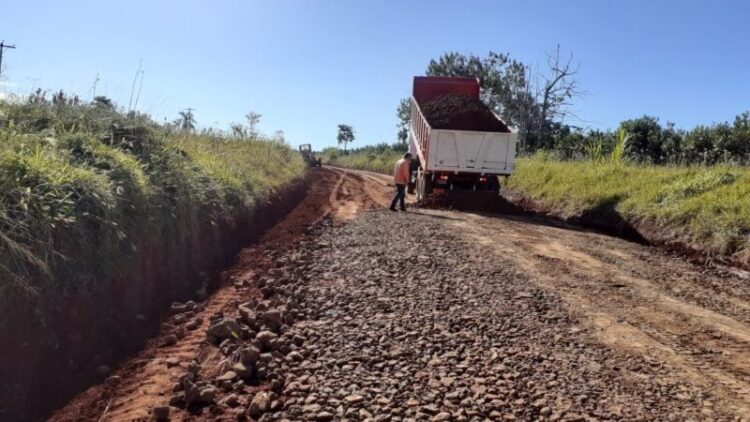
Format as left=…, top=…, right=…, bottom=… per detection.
left=299, top=144, right=321, bottom=167
left=408, top=76, right=518, bottom=201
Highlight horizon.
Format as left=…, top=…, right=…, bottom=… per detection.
left=1, top=0, right=749, bottom=150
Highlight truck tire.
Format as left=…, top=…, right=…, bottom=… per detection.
left=489, top=175, right=500, bottom=195
left=424, top=172, right=433, bottom=196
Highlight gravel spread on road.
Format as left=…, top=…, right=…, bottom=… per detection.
left=270, top=211, right=719, bottom=421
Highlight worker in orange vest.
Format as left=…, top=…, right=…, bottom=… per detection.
left=390, top=152, right=412, bottom=212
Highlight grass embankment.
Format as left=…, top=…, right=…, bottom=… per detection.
left=508, top=155, right=750, bottom=262
left=0, top=98, right=305, bottom=312
left=323, top=146, right=401, bottom=174
left=0, top=96, right=307, bottom=420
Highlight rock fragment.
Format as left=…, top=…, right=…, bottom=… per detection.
left=248, top=391, right=271, bottom=417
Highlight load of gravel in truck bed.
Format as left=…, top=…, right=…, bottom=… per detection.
left=420, top=94, right=510, bottom=133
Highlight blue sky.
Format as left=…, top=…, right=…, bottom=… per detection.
left=1, top=1, right=749, bottom=150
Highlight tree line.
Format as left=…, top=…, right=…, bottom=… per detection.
left=397, top=49, right=750, bottom=166
left=552, top=113, right=750, bottom=165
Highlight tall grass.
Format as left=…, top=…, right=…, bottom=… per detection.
left=583, top=128, right=628, bottom=164
left=507, top=154, right=750, bottom=260
left=0, top=97, right=305, bottom=312
left=323, top=146, right=402, bottom=174
left=609, top=128, right=628, bottom=164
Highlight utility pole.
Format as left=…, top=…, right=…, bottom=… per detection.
left=0, top=41, right=16, bottom=79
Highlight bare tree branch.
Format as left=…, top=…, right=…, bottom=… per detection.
left=534, top=44, right=585, bottom=146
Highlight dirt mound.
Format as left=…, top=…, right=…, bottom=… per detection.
left=420, top=94, right=510, bottom=132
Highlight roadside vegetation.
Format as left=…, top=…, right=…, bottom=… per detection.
left=322, top=143, right=404, bottom=174
left=509, top=115, right=750, bottom=262
left=0, top=91, right=305, bottom=312
left=509, top=155, right=750, bottom=261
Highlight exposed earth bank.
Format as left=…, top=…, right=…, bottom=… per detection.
left=1, top=176, right=307, bottom=422
left=51, top=167, right=750, bottom=421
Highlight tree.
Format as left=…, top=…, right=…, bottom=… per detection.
left=93, top=96, right=115, bottom=109
left=396, top=98, right=411, bottom=146
left=228, top=111, right=262, bottom=140
left=534, top=45, right=583, bottom=149
left=552, top=128, right=586, bottom=160
left=178, top=110, right=196, bottom=133
left=272, top=129, right=286, bottom=145
left=245, top=111, right=261, bottom=139
left=620, top=116, right=664, bottom=163
left=229, top=122, right=248, bottom=139
left=682, top=125, right=715, bottom=164
left=337, top=124, right=355, bottom=152
left=660, top=122, right=683, bottom=164
left=732, top=112, right=750, bottom=162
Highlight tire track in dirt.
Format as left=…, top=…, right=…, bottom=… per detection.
left=323, top=166, right=413, bottom=220
left=449, top=210, right=750, bottom=417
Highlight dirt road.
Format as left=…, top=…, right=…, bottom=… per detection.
left=51, top=167, right=750, bottom=421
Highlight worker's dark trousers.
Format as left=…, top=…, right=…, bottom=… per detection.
left=390, top=184, right=406, bottom=210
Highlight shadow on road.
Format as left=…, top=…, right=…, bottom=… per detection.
left=416, top=191, right=649, bottom=245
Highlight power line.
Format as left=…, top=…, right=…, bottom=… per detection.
left=0, top=40, right=17, bottom=79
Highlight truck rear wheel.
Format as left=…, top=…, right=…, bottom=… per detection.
left=489, top=175, right=500, bottom=195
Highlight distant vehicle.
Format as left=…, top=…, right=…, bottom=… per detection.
left=299, top=144, right=321, bottom=167
left=408, top=76, right=518, bottom=202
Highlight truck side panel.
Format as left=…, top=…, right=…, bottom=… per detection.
left=428, top=130, right=517, bottom=175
